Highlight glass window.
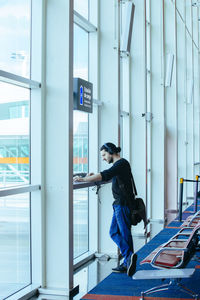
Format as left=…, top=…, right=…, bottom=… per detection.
left=176, top=0, right=185, bottom=21
left=0, top=193, right=31, bottom=299
left=74, top=0, right=88, bottom=20
left=74, top=25, right=88, bottom=80
left=0, top=83, right=30, bottom=187
left=73, top=24, right=89, bottom=258
left=0, top=0, right=31, bottom=78
left=73, top=112, right=88, bottom=173
left=73, top=189, right=89, bottom=258
left=9, top=104, right=28, bottom=119
left=185, top=0, right=192, bottom=34
left=0, top=1, right=32, bottom=298
left=73, top=24, right=88, bottom=174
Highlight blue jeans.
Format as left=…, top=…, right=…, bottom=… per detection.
left=109, top=204, right=133, bottom=267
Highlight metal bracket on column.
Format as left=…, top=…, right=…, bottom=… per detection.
left=93, top=98, right=103, bottom=106
left=192, top=1, right=200, bottom=7
left=120, top=50, right=130, bottom=58
left=142, top=112, right=153, bottom=122
left=120, top=110, right=129, bottom=117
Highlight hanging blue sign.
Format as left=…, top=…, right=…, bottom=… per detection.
left=80, top=85, right=83, bottom=105
left=73, top=78, right=93, bottom=113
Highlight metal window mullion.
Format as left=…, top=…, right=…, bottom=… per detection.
left=118, top=1, right=121, bottom=149
left=175, top=0, right=179, bottom=209
left=198, top=6, right=200, bottom=173
left=144, top=0, right=148, bottom=226
left=146, top=0, right=152, bottom=236
left=191, top=4, right=195, bottom=181
left=184, top=0, right=188, bottom=198
left=0, top=70, right=41, bottom=89
left=161, top=0, right=165, bottom=225
left=93, top=98, right=103, bottom=106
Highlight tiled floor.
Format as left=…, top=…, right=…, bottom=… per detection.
left=30, top=258, right=118, bottom=300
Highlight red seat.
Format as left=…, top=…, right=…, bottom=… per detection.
left=140, top=223, right=200, bottom=269
left=140, top=245, right=183, bottom=268
left=181, top=211, right=200, bottom=228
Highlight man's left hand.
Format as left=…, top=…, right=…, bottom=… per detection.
left=73, top=176, right=84, bottom=182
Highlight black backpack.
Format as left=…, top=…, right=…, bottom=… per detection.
left=130, top=197, right=148, bottom=227
left=117, top=174, right=148, bottom=228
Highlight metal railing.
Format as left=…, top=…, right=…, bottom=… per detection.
left=0, top=184, right=40, bottom=197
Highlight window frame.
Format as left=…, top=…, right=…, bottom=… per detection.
left=72, top=6, right=100, bottom=266
left=0, top=35, right=41, bottom=300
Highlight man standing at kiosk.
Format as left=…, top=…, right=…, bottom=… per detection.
left=73, top=142, right=137, bottom=277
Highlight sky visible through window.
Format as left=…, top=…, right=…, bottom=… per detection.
left=73, top=24, right=88, bottom=136
left=0, top=2, right=31, bottom=297
left=74, top=0, right=88, bottom=19
left=0, top=0, right=31, bottom=78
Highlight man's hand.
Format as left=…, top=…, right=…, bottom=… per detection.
left=73, top=173, right=102, bottom=183
left=87, top=172, right=94, bottom=176
left=73, top=176, right=85, bottom=182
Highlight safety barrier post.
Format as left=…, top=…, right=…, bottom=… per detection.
left=194, top=175, right=199, bottom=213
left=178, top=178, right=184, bottom=221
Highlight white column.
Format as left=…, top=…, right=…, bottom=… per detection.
left=164, top=0, right=177, bottom=222
left=149, top=0, right=165, bottom=236
left=193, top=1, right=200, bottom=174
left=129, top=0, right=147, bottom=250
left=41, top=0, right=77, bottom=295
left=88, top=0, right=99, bottom=254
left=177, top=0, right=187, bottom=206
left=185, top=2, right=194, bottom=199
left=98, top=0, right=119, bottom=255
left=31, top=0, right=43, bottom=287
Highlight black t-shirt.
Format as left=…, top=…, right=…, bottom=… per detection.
left=100, top=158, right=135, bottom=205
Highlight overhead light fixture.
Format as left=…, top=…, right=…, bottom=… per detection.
left=121, top=2, right=135, bottom=53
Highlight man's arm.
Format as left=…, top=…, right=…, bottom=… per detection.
left=73, top=173, right=102, bottom=183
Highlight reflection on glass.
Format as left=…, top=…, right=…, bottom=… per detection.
left=73, top=111, right=88, bottom=173
left=0, top=0, right=31, bottom=78
left=74, top=189, right=89, bottom=258
left=74, top=0, right=88, bottom=20
left=0, top=83, right=30, bottom=188
left=0, top=193, right=30, bottom=299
